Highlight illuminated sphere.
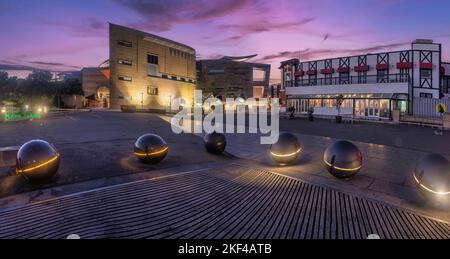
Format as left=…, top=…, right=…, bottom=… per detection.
left=413, top=153, right=450, bottom=198
left=269, top=132, right=302, bottom=164
left=16, top=139, right=60, bottom=181
left=204, top=132, right=227, bottom=155
left=134, top=134, right=168, bottom=164
left=323, top=140, right=362, bottom=179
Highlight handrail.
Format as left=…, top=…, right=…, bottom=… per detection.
left=286, top=74, right=410, bottom=87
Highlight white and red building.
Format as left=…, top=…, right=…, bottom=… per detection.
left=280, top=39, right=450, bottom=119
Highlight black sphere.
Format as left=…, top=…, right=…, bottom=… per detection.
left=323, top=140, right=362, bottom=179
left=413, top=153, right=450, bottom=198
left=134, top=134, right=168, bottom=164
left=269, top=132, right=302, bottom=164
left=16, top=140, right=60, bottom=181
left=204, top=132, right=227, bottom=155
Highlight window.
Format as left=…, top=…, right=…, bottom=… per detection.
left=309, top=74, right=317, bottom=86
left=357, top=71, right=367, bottom=84
left=208, top=69, right=225, bottom=75
left=118, top=75, right=132, bottom=82
left=324, top=74, right=332, bottom=85
left=118, top=40, right=132, bottom=48
left=148, top=87, right=158, bottom=96
left=147, top=55, right=158, bottom=65
left=377, top=70, right=388, bottom=83
left=339, top=72, right=349, bottom=84
left=118, top=59, right=132, bottom=66
left=420, top=93, right=433, bottom=98
left=420, top=69, right=432, bottom=87
left=399, top=68, right=409, bottom=82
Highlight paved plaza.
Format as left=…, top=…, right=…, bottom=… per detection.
left=0, top=111, right=449, bottom=238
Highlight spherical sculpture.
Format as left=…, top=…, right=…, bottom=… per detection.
left=204, top=132, right=227, bottom=155
left=413, top=153, right=450, bottom=198
left=323, top=140, right=362, bottom=179
left=134, top=134, right=168, bottom=164
left=269, top=132, right=302, bottom=165
left=16, top=140, right=60, bottom=181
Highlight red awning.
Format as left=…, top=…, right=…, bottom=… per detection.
left=420, top=63, right=433, bottom=69
left=354, top=65, right=369, bottom=72
left=396, top=62, right=412, bottom=69
left=376, top=64, right=389, bottom=70
left=294, top=71, right=305, bottom=77
left=337, top=67, right=349, bottom=73
left=307, top=69, right=317, bottom=75
left=320, top=68, right=335, bottom=74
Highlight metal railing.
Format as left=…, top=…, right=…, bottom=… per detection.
left=286, top=74, right=410, bottom=87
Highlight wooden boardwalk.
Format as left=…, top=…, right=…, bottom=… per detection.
left=0, top=167, right=448, bottom=239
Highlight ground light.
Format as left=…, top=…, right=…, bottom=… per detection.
left=204, top=132, right=227, bottom=155
left=323, top=140, right=362, bottom=179
left=134, top=134, right=169, bottom=164
left=16, top=139, right=60, bottom=181
left=269, top=132, right=302, bottom=165
left=413, top=153, right=450, bottom=199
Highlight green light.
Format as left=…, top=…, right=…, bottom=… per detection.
left=26, top=113, right=41, bottom=119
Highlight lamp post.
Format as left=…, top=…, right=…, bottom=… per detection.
left=169, top=95, right=172, bottom=113
left=141, top=92, right=144, bottom=110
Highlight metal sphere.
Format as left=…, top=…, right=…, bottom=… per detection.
left=269, top=132, right=302, bottom=164
left=204, top=132, right=227, bottom=155
left=413, top=153, right=450, bottom=198
left=323, top=140, right=362, bottom=179
left=134, top=134, right=168, bottom=164
left=16, top=139, right=60, bottom=181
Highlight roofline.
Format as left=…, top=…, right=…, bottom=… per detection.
left=196, top=59, right=271, bottom=67
left=109, top=23, right=196, bottom=53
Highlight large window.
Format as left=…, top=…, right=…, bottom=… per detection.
left=309, top=74, right=317, bottom=86
left=357, top=71, right=367, bottom=84
left=148, top=54, right=159, bottom=76
left=420, top=69, right=432, bottom=87
left=399, top=68, right=409, bottom=82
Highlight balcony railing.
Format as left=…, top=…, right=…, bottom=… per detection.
left=286, top=73, right=410, bottom=87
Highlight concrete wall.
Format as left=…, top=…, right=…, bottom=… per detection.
left=109, top=24, right=196, bottom=110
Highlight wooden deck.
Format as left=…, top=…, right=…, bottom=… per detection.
left=0, top=167, right=448, bottom=239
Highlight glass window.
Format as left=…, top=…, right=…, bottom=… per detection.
left=148, top=55, right=158, bottom=65
left=339, top=72, right=349, bottom=84
left=118, top=40, right=132, bottom=48
left=118, top=75, right=132, bottom=82
left=420, top=93, right=433, bottom=98
left=118, top=59, right=132, bottom=66
left=377, top=70, right=388, bottom=83
left=148, top=87, right=158, bottom=96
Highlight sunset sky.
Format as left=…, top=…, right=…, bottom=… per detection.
left=1, top=0, right=450, bottom=81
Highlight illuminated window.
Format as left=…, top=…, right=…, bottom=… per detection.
left=118, top=40, right=132, bottom=48
left=118, top=75, right=132, bottom=82
left=118, top=59, right=132, bottom=66
left=148, top=87, right=158, bottom=96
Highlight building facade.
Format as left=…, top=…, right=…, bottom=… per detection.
left=196, top=56, right=270, bottom=100
left=109, top=23, right=196, bottom=111
left=81, top=67, right=110, bottom=108
left=281, top=40, right=449, bottom=119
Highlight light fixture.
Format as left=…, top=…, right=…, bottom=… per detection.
left=413, top=153, right=450, bottom=197
left=134, top=134, right=169, bottom=164
left=269, top=132, right=302, bottom=165
left=16, top=139, right=60, bottom=181
left=204, top=132, right=227, bottom=155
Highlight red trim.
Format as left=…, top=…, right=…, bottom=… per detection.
left=376, top=64, right=389, bottom=70
left=320, top=68, right=334, bottom=74
left=337, top=67, right=349, bottom=73
left=354, top=65, right=369, bottom=72
left=294, top=71, right=304, bottom=77
left=396, top=62, right=412, bottom=69
left=420, top=63, right=433, bottom=69
left=307, top=69, right=317, bottom=75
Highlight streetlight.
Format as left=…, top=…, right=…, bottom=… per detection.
left=141, top=92, right=144, bottom=110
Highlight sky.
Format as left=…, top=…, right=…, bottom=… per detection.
left=1, top=0, right=450, bottom=82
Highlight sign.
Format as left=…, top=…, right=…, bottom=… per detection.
left=436, top=103, right=447, bottom=113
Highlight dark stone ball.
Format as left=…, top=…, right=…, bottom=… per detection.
left=16, top=140, right=60, bottom=181
left=323, top=140, right=362, bottom=179
left=204, top=132, right=227, bottom=155
left=413, top=153, right=450, bottom=198
left=134, top=134, right=168, bottom=164
left=269, top=132, right=302, bottom=164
